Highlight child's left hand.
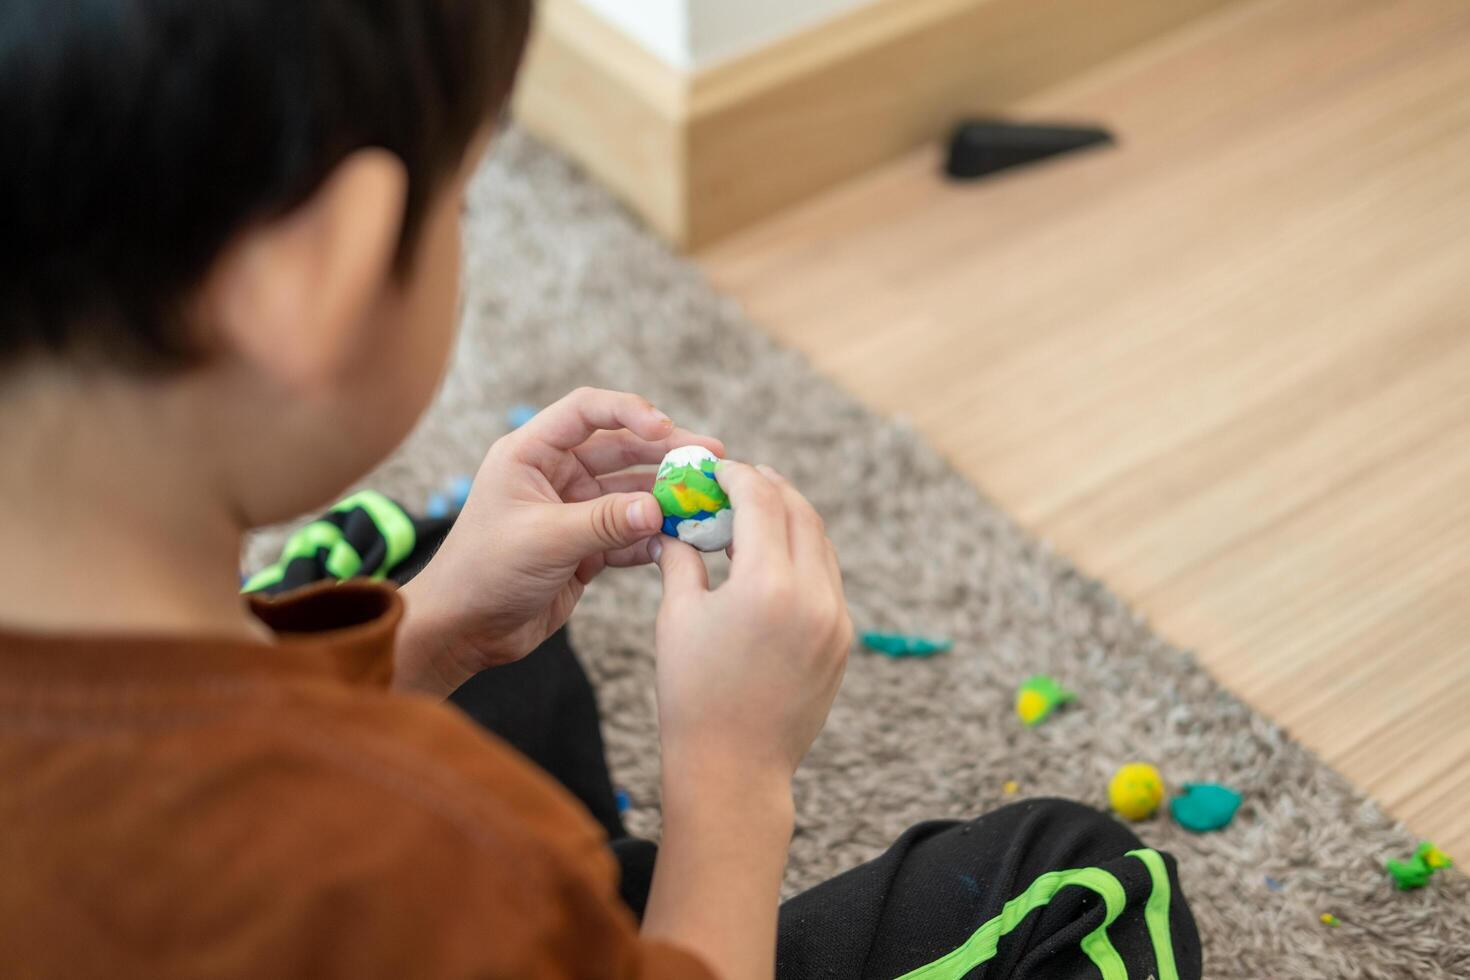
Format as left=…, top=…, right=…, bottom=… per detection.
left=393, top=388, right=723, bottom=698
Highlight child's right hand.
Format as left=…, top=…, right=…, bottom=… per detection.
left=643, top=462, right=848, bottom=976
left=650, top=462, right=851, bottom=791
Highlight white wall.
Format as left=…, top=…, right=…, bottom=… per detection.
left=577, top=0, right=690, bottom=67
left=577, top=0, right=879, bottom=70
left=687, top=0, right=879, bottom=67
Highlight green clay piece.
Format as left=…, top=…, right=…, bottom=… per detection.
left=1015, top=674, right=1076, bottom=726
left=1169, top=782, right=1242, bottom=832
left=1386, top=858, right=1433, bottom=891
left=860, top=632, right=953, bottom=658
left=1386, top=841, right=1454, bottom=890
left=652, top=454, right=728, bottom=520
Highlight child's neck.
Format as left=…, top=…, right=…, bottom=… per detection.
left=0, top=368, right=268, bottom=643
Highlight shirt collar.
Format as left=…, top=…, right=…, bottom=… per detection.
left=0, top=581, right=401, bottom=689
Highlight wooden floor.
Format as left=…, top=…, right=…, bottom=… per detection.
left=701, top=0, right=1470, bottom=857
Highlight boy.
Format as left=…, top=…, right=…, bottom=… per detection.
left=0, top=2, right=1201, bottom=978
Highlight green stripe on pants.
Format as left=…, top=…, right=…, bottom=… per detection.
left=892, top=865, right=1129, bottom=980
left=1128, top=849, right=1179, bottom=980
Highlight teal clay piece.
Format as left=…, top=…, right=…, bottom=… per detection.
left=860, top=632, right=953, bottom=658
left=1169, top=782, right=1242, bottom=833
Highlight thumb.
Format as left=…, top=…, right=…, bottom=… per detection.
left=559, top=491, right=664, bottom=555
left=652, top=536, right=710, bottom=599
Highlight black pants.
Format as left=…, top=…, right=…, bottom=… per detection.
left=451, top=633, right=1202, bottom=980
left=259, top=501, right=1202, bottom=979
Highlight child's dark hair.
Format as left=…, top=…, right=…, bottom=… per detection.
left=0, top=0, right=533, bottom=369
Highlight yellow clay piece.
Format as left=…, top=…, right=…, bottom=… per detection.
left=1108, top=762, right=1164, bottom=821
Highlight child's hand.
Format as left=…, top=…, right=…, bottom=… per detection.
left=395, top=388, right=722, bottom=697
left=651, top=462, right=851, bottom=791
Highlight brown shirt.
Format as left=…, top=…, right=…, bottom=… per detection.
left=0, top=582, right=712, bottom=979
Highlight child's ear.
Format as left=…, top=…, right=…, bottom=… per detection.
left=200, top=148, right=408, bottom=392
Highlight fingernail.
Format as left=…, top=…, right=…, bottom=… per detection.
left=757, top=464, right=782, bottom=479
left=648, top=537, right=663, bottom=561
left=629, top=496, right=660, bottom=531
left=651, top=407, right=673, bottom=426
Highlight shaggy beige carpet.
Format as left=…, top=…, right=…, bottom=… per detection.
left=248, top=130, right=1469, bottom=979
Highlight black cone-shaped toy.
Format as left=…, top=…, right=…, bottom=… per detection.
left=944, top=119, right=1114, bottom=180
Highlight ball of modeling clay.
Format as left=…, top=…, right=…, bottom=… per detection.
left=1108, top=762, right=1164, bottom=821
left=1169, top=782, right=1241, bottom=833
left=652, top=446, right=732, bottom=552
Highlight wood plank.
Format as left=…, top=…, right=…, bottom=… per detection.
left=1245, top=577, right=1470, bottom=736
left=699, top=0, right=1470, bottom=855
left=1046, top=316, right=1470, bottom=593
left=1146, top=421, right=1470, bottom=661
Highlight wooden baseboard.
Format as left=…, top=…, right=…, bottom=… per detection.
left=514, top=0, right=1242, bottom=249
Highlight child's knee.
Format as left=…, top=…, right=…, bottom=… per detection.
left=986, top=796, right=1146, bottom=853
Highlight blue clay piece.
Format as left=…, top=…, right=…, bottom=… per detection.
left=426, top=493, right=450, bottom=519
left=661, top=510, right=727, bottom=543
left=507, top=404, right=538, bottom=429
left=615, top=788, right=631, bottom=813
left=1170, top=782, right=1242, bottom=832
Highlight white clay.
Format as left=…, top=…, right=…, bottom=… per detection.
left=657, top=445, right=719, bottom=472
left=674, top=507, right=734, bottom=551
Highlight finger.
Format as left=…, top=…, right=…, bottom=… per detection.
left=824, top=544, right=852, bottom=653
left=595, top=470, right=656, bottom=496
left=824, top=539, right=844, bottom=597
left=603, top=539, right=655, bottom=568
left=757, top=465, right=829, bottom=571
left=560, top=467, right=656, bottom=506
left=651, top=536, right=709, bottom=599
left=521, top=388, right=676, bottom=450
left=556, top=490, right=664, bottom=557
left=714, top=461, right=790, bottom=565
left=574, top=552, right=606, bottom=585
left=573, top=428, right=725, bottom=476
